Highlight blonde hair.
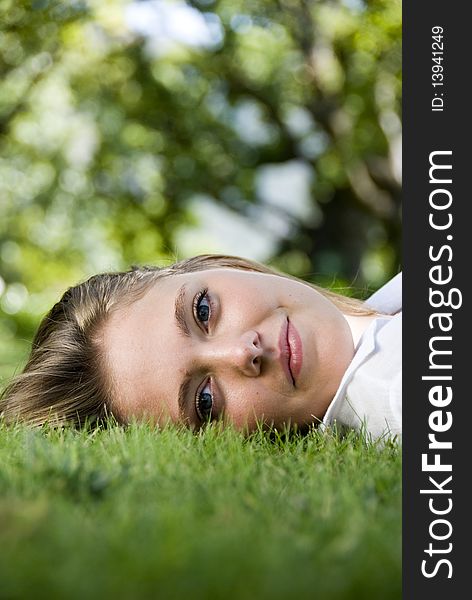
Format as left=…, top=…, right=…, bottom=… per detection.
left=0, top=254, right=376, bottom=428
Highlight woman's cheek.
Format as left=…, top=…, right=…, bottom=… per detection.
left=224, top=389, right=264, bottom=428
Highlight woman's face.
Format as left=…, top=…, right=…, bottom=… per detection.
left=104, top=268, right=355, bottom=430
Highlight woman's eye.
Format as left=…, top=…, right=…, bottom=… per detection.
left=195, top=381, right=213, bottom=422
left=195, top=291, right=211, bottom=326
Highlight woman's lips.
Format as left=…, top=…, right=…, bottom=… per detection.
left=278, top=319, right=294, bottom=385
left=287, top=319, right=303, bottom=380
left=278, top=317, right=303, bottom=386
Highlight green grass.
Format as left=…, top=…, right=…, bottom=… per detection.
left=0, top=422, right=401, bottom=600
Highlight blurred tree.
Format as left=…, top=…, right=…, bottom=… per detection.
left=0, top=0, right=401, bottom=373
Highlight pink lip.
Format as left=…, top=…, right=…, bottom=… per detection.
left=278, top=319, right=293, bottom=385
left=278, top=317, right=302, bottom=386
left=287, top=319, right=303, bottom=380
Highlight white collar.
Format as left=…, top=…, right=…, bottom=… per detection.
left=320, top=316, right=391, bottom=427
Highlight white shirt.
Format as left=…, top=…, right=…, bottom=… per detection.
left=321, top=273, right=402, bottom=440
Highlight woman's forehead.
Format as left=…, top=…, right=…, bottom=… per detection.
left=153, top=267, right=281, bottom=293
left=104, top=280, right=182, bottom=421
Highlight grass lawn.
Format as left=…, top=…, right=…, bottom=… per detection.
left=0, top=422, right=401, bottom=599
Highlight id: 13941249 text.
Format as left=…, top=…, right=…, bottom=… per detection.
left=432, top=26, right=445, bottom=112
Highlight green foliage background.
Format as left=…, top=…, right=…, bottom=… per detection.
left=0, top=0, right=401, bottom=380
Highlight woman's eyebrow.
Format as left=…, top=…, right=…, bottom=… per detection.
left=175, top=284, right=191, bottom=338
left=174, top=284, right=194, bottom=422
left=178, top=371, right=193, bottom=421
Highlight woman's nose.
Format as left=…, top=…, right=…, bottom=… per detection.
left=200, top=330, right=263, bottom=376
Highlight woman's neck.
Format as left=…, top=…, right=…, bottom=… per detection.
left=342, top=313, right=380, bottom=349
